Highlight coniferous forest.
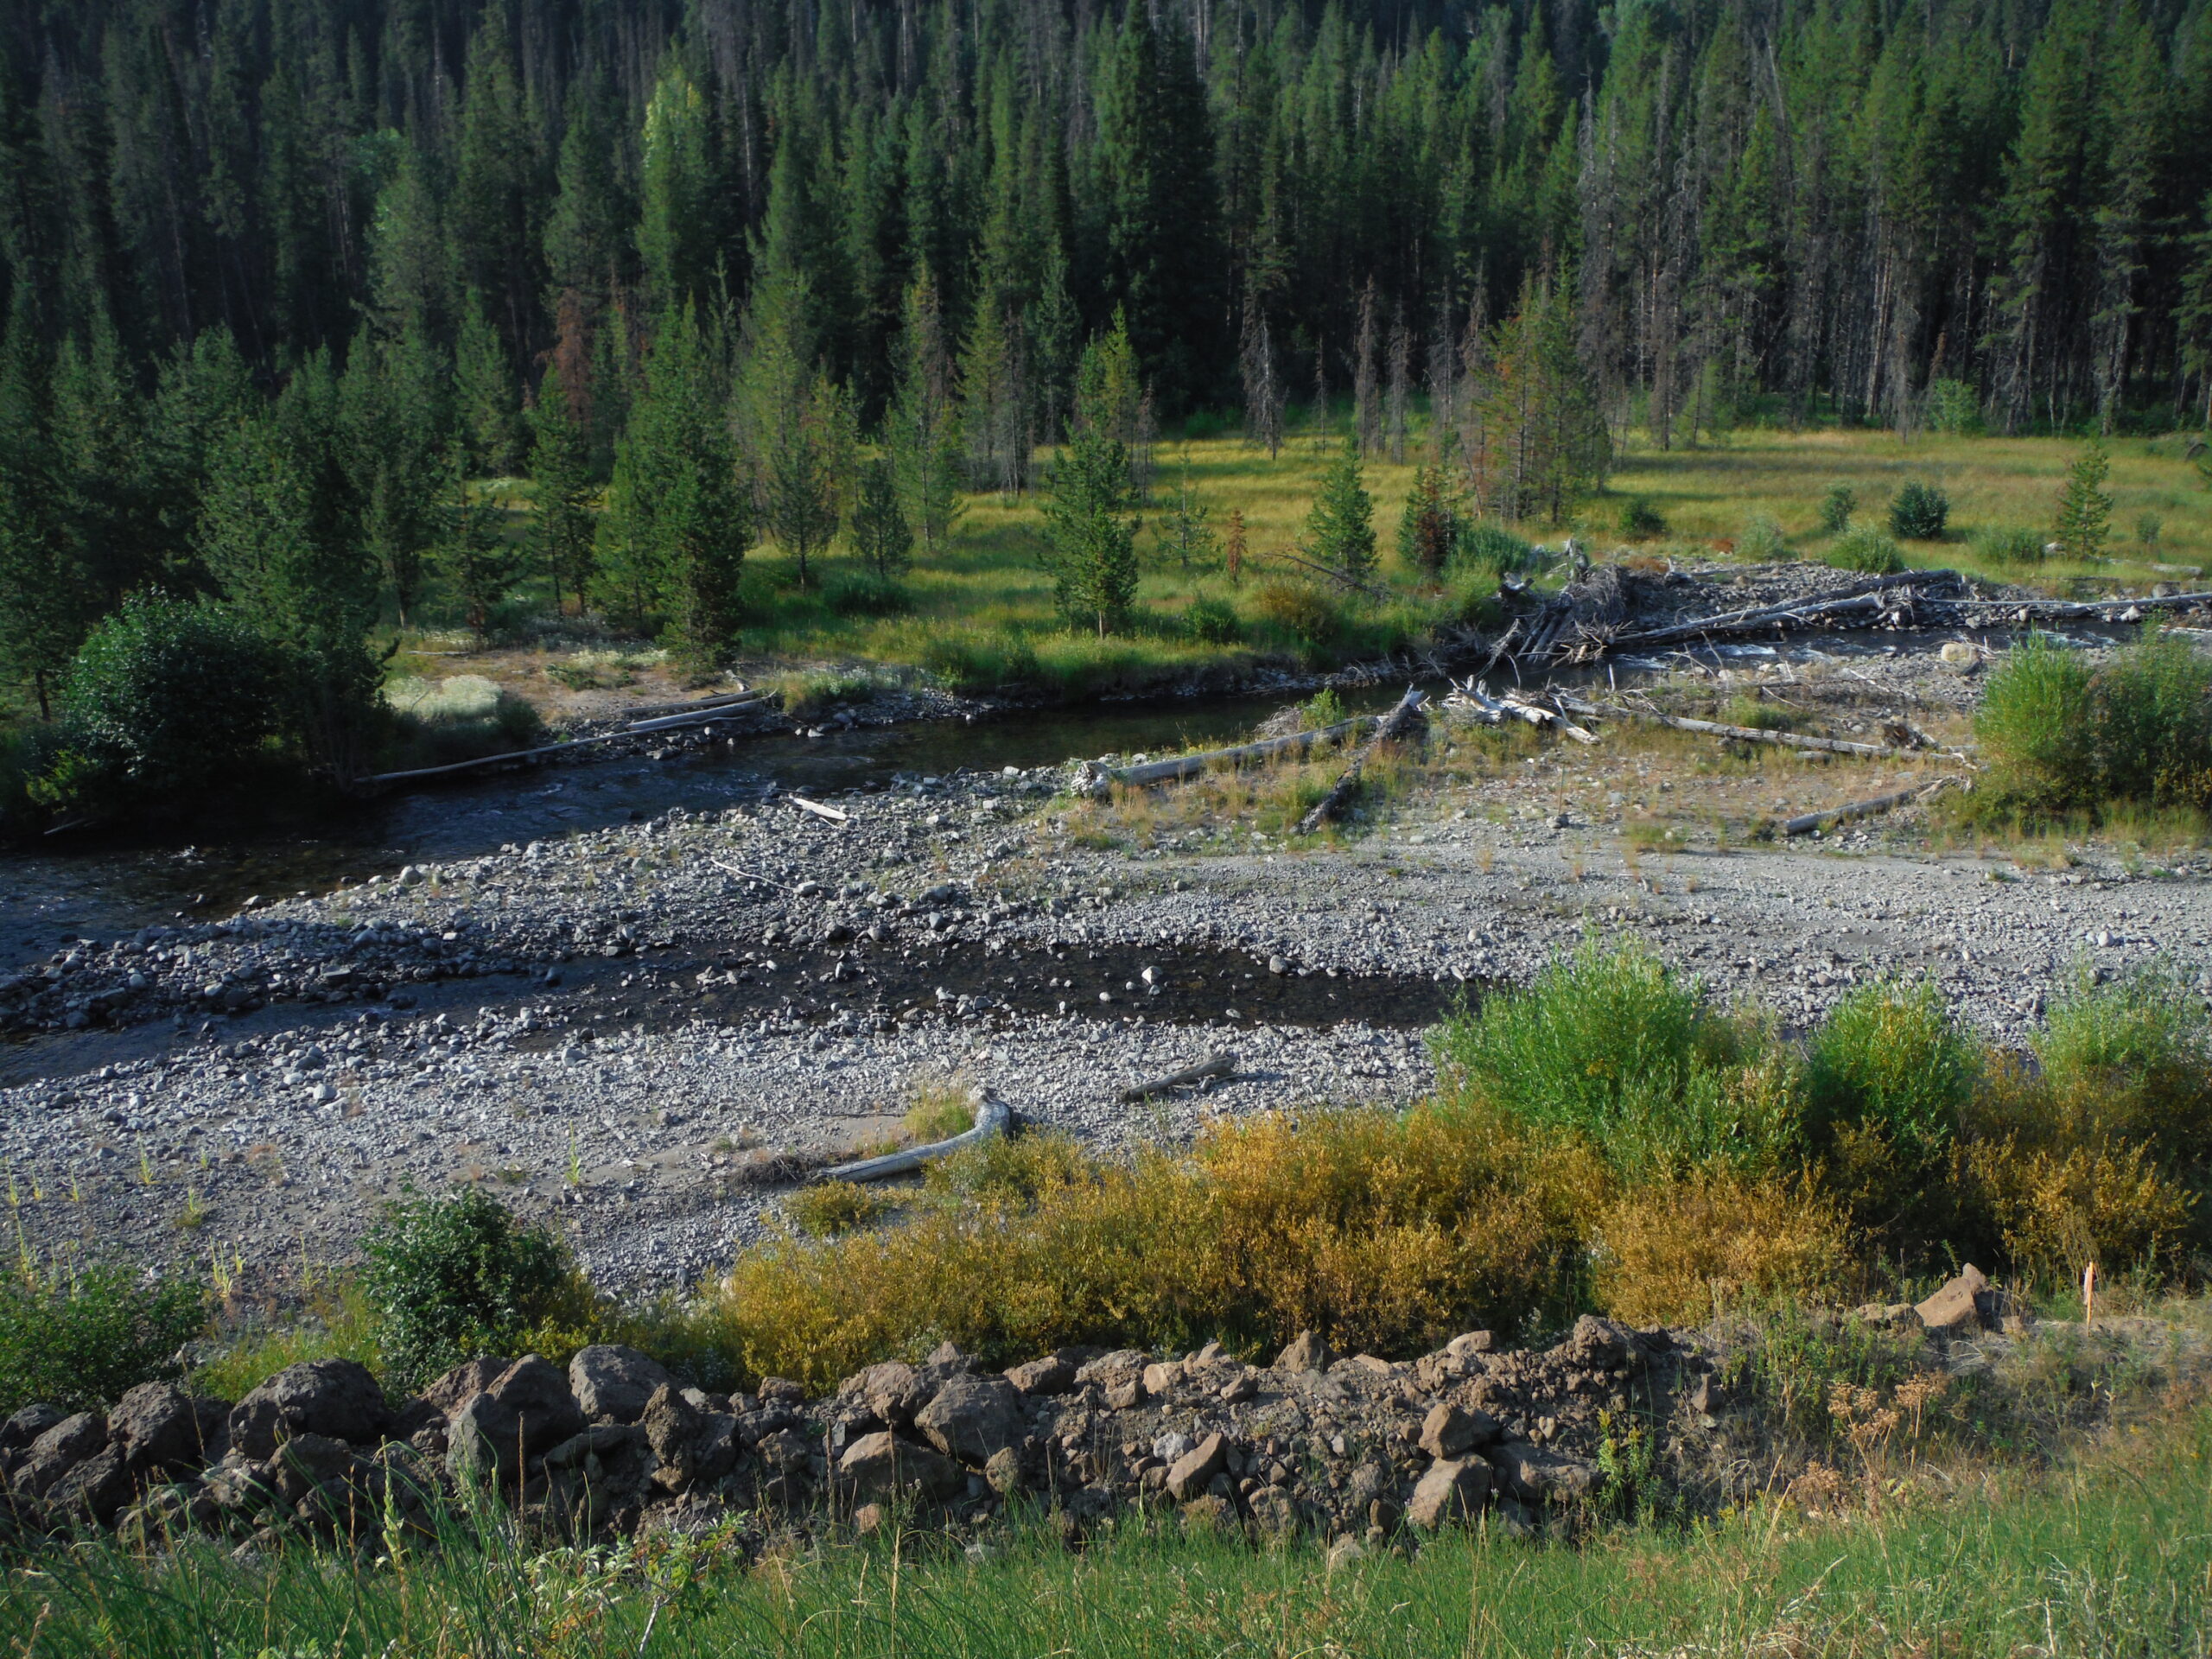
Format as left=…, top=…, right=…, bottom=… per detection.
left=3, top=0, right=2212, bottom=788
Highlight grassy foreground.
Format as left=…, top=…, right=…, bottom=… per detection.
left=3, top=1405, right=2206, bottom=1657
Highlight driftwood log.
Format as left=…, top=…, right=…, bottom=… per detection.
left=816, top=1093, right=1014, bottom=1183
left=1784, top=776, right=1959, bottom=836
left=1295, top=686, right=1427, bottom=835
left=1119, top=1052, right=1238, bottom=1103
left=1554, top=694, right=1967, bottom=762
left=1602, top=569, right=1960, bottom=654
left=1953, top=589, right=2212, bottom=622
left=362, top=689, right=777, bottom=786
left=1096, top=711, right=1389, bottom=792
left=626, top=694, right=772, bottom=733
left=788, top=794, right=850, bottom=823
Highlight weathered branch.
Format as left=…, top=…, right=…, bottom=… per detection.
left=815, top=1093, right=1014, bottom=1183
left=1119, top=1052, right=1238, bottom=1103
left=1784, top=776, right=1959, bottom=836
left=1295, top=686, right=1427, bottom=835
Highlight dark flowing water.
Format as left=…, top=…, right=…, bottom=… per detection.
left=0, top=685, right=1416, bottom=969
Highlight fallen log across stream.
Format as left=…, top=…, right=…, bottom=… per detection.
left=1296, top=686, right=1428, bottom=835
left=1086, top=707, right=1399, bottom=792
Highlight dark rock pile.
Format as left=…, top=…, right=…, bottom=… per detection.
left=1, top=1315, right=1729, bottom=1553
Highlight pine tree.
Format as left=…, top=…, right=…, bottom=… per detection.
left=451, top=8, right=540, bottom=354
left=636, top=60, right=716, bottom=312
left=1465, top=277, right=1611, bottom=524
left=889, top=271, right=963, bottom=554
left=2054, top=440, right=2113, bottom=560
left=0, top=319, right=92, bottom=721
left=599, top=303, right=747, bottom=664
left=1304, top=440, right=1377, bottom=587
left=529, top=359, right=596, bottom=614
left=197, top=360, right=379, bottom=779
left=1044, top=336, right=1141, bottom=636
left=851, top=456, right=912, bottom=578
left=1157, top=464, right=1219, bottom=571
left=454, top=297, right=523, bottom=476
left=1397, top=464, right=1459, bottom=576
left=339, top=323, right=447, bottom=627
left=544, top=80, right=631, bottom=316
left=438, top=455, right=523, bottom=639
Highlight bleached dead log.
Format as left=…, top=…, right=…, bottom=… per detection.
left=1554, top=694, right=1966, bottom=761
left=711, top=857, right=801, bottom=895
left=1953, top=589, right=2212, bottom=622
left=789, top=794, right=850, bottom=823
left=816, top=1093, right=1014, bottom=1183
left=362, top=730, right=633, bottom=785
left=1784, top=776, right=1959, bottom=836
left=606, top=684, right=753, bottom=721
left=1295, top=686, right=1427, bottom=835
left=1097, top=711, right=1387, bottom=791
left=626, top=694, right=772, bottom=733
left=1119, top=1052, right=1238, bottom=1103
left=1607, top=569, right=1960, bottom=652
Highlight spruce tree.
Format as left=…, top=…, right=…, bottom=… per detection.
left=599, top=303, right=747, bottom=665
left=454, top=297, right=523, bottom=476
left=339, top=322, right=448, bottom=627
left=851, top=456, right=912, bottom=578
left=1044, top=336, right=1141, bottom=636
left=1158, top=464, right=1219, bottom=570
left=1397, top=464, right=1459, bottom=575
left=889, top=271, right=963, bottom=554
left=437, top=456, right=523, bottom=639
left=636, top=60, right=717, bottom=312
left=2054, top=440, right=2113, bottom=561
left=1304, top=441, right=1377, bottom=587
left=529, top=359, right=596, bottom=613
left=0, top=321, right=92, bottom=721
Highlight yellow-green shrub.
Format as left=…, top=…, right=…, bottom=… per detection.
left=1964, top=1138, right=2195, bottom=1281
left=1586, top=1170, right=1853, bottom=1326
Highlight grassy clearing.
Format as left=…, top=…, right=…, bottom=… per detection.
left=3, top=1402, right=2206, bottom=1656
left=399, top=423, right=2212, bottom=713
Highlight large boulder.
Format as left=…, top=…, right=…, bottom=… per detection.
left=855, top=1362, right=930, bottom=1427
left=543, top=1425, right=658, bottom=1529
left=1004, top=1356, right=1076, bottom=1396
left=838, top=1432, right=963, bottom=1501
left=1166, top=1433, right=1227, bottom=1503
left=569, top=1345, right=673, bottom=1426
left=1274, top=1332, right=1335, bottom=1374
left=0, top=1405, right=64, bottom=1452
left=912, top=1373, right=1023, bottom=1466
left=419, top=1357, right=509, bottom=1417
left=10, top=1412, right=108, bottom=1497
left=1408, top=1458, right=1491, bottom=1529
left=1418, top=1402, right=1498, bottom=1461
left=1915, top=1265, right=1994, bottom=1334
left=1489, top=1440, right=1597, bottom=1504
left=487, top=1356, right=586, bottom=1452
left=45, top=1445, right=137, bottom=1524
left=639, top=1384, right=737, bottom=1493
left=1558, top=1315, right=1635, bottom=1372
left=228, top=1359, right=388, bottom=1459
left=110, top=1382, right=224, bottom=1473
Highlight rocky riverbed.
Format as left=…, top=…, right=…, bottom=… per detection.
left=3, top=570, right=2210, bottom=1295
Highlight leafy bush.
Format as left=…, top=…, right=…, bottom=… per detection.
left=1452, top=520, right=1536, bottom=576
left=1301, top=687, right=1346, bottom=728
left=360, top=1188, right=579, bottom=1391
left=1589, top=1171, right=1851, bottom=1325
left=1818, top=485, right=1855, bottom=535
left=785, top=1181, right=900, bottom=1239
left=1804, top=980, right=1976, bottom=1177
left=1738, top=514, right=1788, bottom=561
left=1723, top=694, right=1797, bottom=732
left=1428, top=944, right=1803, bottom=1179
left=702, top=1107, right=1586, bottom=1387
left=1977, top=632, right=2212, bottom=815
left=0, top=1264, right=206, bottom=1417
left=1185, top=597, right=1243, bottom=644
left=823, top=570, right=913, bottom=617
left=1924, top=378, right=1983, bottom=435
left=1251, top=581, right=1343, bottom=648
left=2028, top=964, right=2212, bottom=1161
left=2087, top=632, right=2212, bottom=809
left=1827, top=525, right=1906, bottom=574
left=30, top=594, right=283, bottom=817
left=1972, top=525, right=2046, bottom=565
left=1889, top=481, right=1950, bottom=539
left=2136, top=512, right=2162, bottom=548
left=1975, top=635, right=2095, bottom=810
left=1618, top=498, right=1667, bottom=539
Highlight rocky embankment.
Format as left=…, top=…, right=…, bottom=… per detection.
left=0, top=1268, right=2061, bottom=1555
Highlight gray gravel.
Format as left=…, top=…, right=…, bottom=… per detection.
left=4, top=594, right=2209, bottom=1296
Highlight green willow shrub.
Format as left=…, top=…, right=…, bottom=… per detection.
left=1428, top=943, right=1804, bottom=1179
left=1974, top=634, right=2095, bottom=810
left=1452, top=520, right=1535, bottom=576
left=1827, top=526, right=1905, bottom=574
left=1972, top=525, right=2045, bottom=564
left=1818, top=485, right=1855, bottom=534
left=1185, top=597, right=1243, bottom=644
left=1618, top=498, right=1667, bottom=539
left=361, top=1188, right=574, bottom=1390
left=2088, top=632, right=2212, bottom=809
left=0, top=1265, right=206, bottom=1417
left=1804, top=979, right=1976, bottom=1173
left=32, top=594, right=283, bottom=817
left=1889, top=480, right=1949, bottom=539
left=2030, top=963, right=2212, bottom=1163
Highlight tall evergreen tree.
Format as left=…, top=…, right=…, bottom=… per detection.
left=1044, top=334, right=1141, bottom=636
left=529, top=359, right=596, bottom=614
left=1304, top=441, right=1377, bottom=587
left=889, top=271, right=964, bottom=556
